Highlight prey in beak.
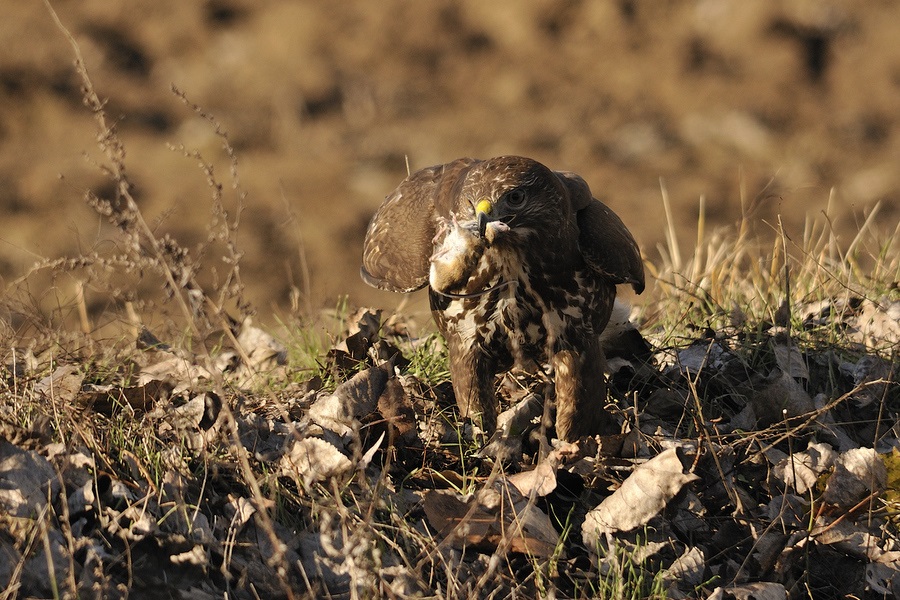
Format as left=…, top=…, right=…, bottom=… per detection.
left=475, top=198, right=509, bottom=242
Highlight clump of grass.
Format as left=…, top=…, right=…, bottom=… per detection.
left=404, top=332, right=451, bottom=385
left=647, top=182, right=899, bottom=351
left=591, top=536, right=670, bottom=600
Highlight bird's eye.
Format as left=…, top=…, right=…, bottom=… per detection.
left=505, top=189, right=526, bottom=208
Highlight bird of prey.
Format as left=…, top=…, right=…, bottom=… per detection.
left=361, top=156, right=644, bottom=441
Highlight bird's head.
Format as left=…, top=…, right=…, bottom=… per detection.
left=361, top=154, right=642, bottom=296
left=462, top=156, right=572, bottom=245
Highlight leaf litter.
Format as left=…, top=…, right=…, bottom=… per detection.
left=0, top=295, right=899, bottom=598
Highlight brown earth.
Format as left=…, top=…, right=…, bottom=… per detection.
left=2, top=1, right=898, bottom=324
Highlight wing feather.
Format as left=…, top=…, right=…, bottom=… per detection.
left=557, top=171, right=645, bottom=293
left=361, top=158, right=479, bottom=293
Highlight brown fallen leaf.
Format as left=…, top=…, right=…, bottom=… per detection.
left=674, top=340, right=732, bottom=374
left=77, top=378, right=172, bottom=414
left=850, top=355, right=896, bottom=408
left=736, top=368, right=816, bottom=428
left=235, top=318, right=287, bottom=371
left=308, top=361, right=392, bottom=437
left=280, top=437, right=353, bottom=487
left=849, top=299, right=900, bottom=347
left=707, top=582, right=787, bottom=600
left=811, top=516, right=898, bottom=562
left=662, top=546, right=706, bottom=591
left=341, top=309, right=383, bottom=358
left=821, top=447, right=886, bottom=507
left=772, top=341, right=809, bottom=380
left=0, top=439, right=59, bottom=518
left=139, top=354, right=212, bottom=394
left=507, top=454, right=559, bottom=498
left=422, top=489, right=557, bottom=557
left=35, top=364, right=83, bottom=404
left=423, top=490, right=498, bottom=545
left=328, top=308, right=383, bottom=373
left=377, top=376, right=418, bottom=445
left=582, top=447, right=699, bottom=546
left=771, top=441, right=836, bottom=495
left=866, top=563, right=900, bottom=596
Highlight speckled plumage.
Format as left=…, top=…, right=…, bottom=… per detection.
left=362, top=156, right=644, bottom=441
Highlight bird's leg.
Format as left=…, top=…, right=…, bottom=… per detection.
left=448, top=342, right=498, bottom=438
left=551, top=340, right=615, bottom=441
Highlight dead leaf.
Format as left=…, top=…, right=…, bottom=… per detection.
left=866, top=563, right=900, bottom=596
left=765, top=495, right=808, bottom=531
left=139, top=354, right=211, bottom=394
left=377, top=377, right=418, bottom=445
left=236, top=318, right=287, bottom=370
left=811, top=517, right=894, bottom=562
left=582, top=447, right=699, bottom=545
left=308, top=362, right=392, bottom=436
left=772, top=441, right=836, bottom=495
left=340, top=309, right=383, bottom=358
left=77, top=379, right=172, bottom=414
left=850, top=355, right=895, bottom=408
left=811, top=392, right=858, bottom=452
left=744, top=368, right=816, bottom=427
left=0, top=416, right=48, bottom=450
left=170, top=394, right=209, bottom=430
left=423, top=491, right=494, bottom=544
left=281, top=437, right=353, bottom=487
left=707, top=582, right=787, bottom=600
left=662, top=546, right=705, bottom=590
left=225, top=495, right=257, bottom=531
left=641, top=388, right=690, bottom=422
left=675, top=340, right=730, bottom=374
left=882, top=448, right=900, bottom=507
left=35, top=364, right=83, bottom=404
left=422, top=488, right=557, bottom=557
left=772, top=341, right=809, bottom=380
left=821, top=447, right=886, bottom=507
left=358, top=431, right=385, bottom=471
left=328, top=309, right=383, bottom=372
left=136, top=326, right=170, bottom=351
left=849, top=299, right=900, bottom=346
left=499, top=487, right=560, bottom=558
left=0, top=440, right=58, bottom=518
left=751, top=531, right=790, bottom=576
left=507, top=455, right=558, bottom=498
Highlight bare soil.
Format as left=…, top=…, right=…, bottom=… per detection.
left=2, top=1, right=899, bottom=319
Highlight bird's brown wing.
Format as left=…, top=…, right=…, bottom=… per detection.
left=556, top=171, right=645, bottom=294
left=361, top=158, right=479, bottom=293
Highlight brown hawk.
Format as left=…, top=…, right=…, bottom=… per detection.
left=361, top=156, right=644, bottom=441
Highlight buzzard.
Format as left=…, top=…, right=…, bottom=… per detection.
left=361, top=156, right=644, bottom=441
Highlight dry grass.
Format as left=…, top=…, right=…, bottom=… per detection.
left=647, top=178, right=899, bottom=347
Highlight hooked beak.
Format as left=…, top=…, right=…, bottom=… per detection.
left=475, top=198, right=492, bottom=238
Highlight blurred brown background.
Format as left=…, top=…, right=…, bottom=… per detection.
left=2, top=1, right=898, bottom=323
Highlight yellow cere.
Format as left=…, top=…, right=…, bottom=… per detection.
left=475, top=199, right=492, bottom=215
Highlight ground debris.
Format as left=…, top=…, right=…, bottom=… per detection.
left=2, top=301, right=900, bottom=598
